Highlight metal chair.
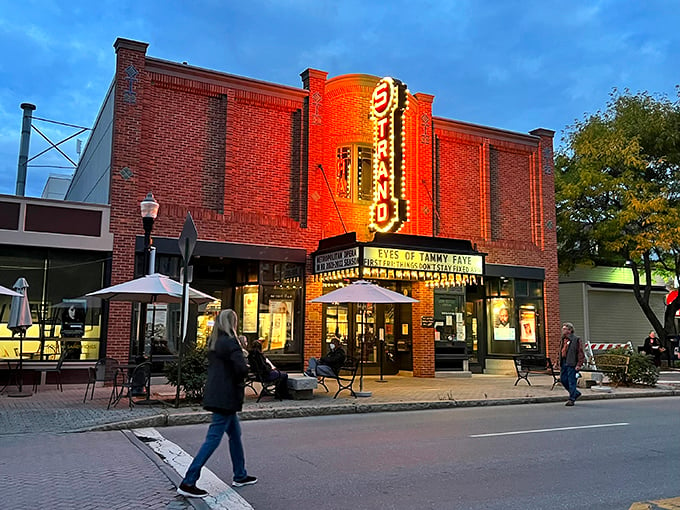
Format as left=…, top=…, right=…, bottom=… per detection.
left=32, top=348, right=72, bottom=392
left=245, top=371, right=259, bottom=397
left=108, top=361, right=151, bottom=409
left=83, top=357, right=119, bottom=403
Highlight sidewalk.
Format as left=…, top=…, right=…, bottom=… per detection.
left=1, top=372, right=678, bottom=435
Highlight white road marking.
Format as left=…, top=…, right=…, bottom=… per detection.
left=470, top=422, right=629, bottom=438
left=132, top=427, right=253, bottom=510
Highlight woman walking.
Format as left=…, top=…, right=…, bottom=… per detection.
left=177, top=309, right=258, bottom=498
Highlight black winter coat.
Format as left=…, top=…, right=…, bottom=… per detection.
left=320, top=346, right=346, bottom=375
left=202, top=332, right=249, bottom=415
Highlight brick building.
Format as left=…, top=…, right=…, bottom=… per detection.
left=58, top=37, right=558, bottom=377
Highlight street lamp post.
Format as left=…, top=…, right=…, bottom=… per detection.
left=140, top=192, right=160, bottom=275
left=136, top=192, right=161, bottom=405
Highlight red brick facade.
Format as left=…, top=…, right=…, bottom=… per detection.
left=105, top=39, right=558, bottom=373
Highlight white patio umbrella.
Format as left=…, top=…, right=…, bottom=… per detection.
left=0, top=284, right=21, bottom=297
left=86, top=273, right=214, bottom=304
left=7, top=277, right=34, bottom=397
left=311, top=280, right=418, bottom=395
left=86, top=273, right=215, bottom=403
left=311, top=280, right=419, bottom=305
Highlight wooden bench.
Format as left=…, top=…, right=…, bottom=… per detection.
left=584, top=353, right=630, bottom=386
left=513, top=355, right=560, bottom=390
left=318, top=356, right=359, bottom=399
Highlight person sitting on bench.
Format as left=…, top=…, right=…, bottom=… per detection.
left=304, top=332, right=346, bottom=378
left=247, top=340, right=290, bottom=399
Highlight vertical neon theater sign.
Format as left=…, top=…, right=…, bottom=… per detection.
left=369, top=77, right=409, bottom=233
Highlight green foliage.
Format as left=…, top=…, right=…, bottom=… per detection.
left=164, top=345, right=208, bottom=401
left=556, top=89, right=680, bottom=339
left=605, top=347, right=659, bottom=387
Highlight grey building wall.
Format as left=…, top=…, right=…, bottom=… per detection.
left=41, top=174, right=72, bottom=200
left=65, top=82, right=114, bottom=204
left=558, top=282, right=585, bottom=336
left=588, top=289, right=665, bottom=346
left=559, top=266, right=668, bottom=349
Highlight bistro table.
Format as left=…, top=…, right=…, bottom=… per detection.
left=0, top=358, right=20, bottom=393
left=107, top=362, right=152, bottom=409
left=0, top=356, right=32, bottom=394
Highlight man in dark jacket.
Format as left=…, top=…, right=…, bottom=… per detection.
left=559, top=322, right=585, bottom=407
left=177, top=309, right=257, bottom=499
left=305, top=333, right=346, bottom=377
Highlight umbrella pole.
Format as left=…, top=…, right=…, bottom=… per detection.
left=376, top=332, right=388, bottom=383
left=136, top=298, right=162, bottom=406
left=356, top=304, right=371, bottom=397
left=8, top=331, right=33, bottom=398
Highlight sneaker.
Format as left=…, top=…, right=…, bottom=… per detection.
left=232, top=475, right=258, bottom=487
left=565, top=400, right=575, bottom=407
left=303, top=370, right=314, bottom=377
left=177, top=483, right=208, bottom=498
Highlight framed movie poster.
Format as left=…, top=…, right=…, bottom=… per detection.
left=519, top=306, right=537, bottom=345
left=492, top=299, right=515, bottom=341
left=242, top=286, right=258, bottom=333
left=268, top=299, right=293, bottom=352
left=61, top=299, right=86, bottom=338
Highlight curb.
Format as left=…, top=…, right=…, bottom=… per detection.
left=76, top=388, right=680, bottom=433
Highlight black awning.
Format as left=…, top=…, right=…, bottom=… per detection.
left=136, top=236, right=307, bottom=263
left=312, top=232, right=485, bottom=278
left=313, top=232, right=481, bottom=256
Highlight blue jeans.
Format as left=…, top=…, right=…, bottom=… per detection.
left=560, top=365, right=581, bottom=401
left=307, top=357, right=336, bottom=377
left=182, top=412, right=247, bottom=485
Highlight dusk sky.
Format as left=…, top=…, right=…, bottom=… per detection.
left=1, top=0, right=678, bottom=198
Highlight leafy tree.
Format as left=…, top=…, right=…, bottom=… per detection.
left=555, top=89, right=680, bottom=362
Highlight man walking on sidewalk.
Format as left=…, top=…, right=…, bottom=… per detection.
left=559, top=322, right=585, bottom=406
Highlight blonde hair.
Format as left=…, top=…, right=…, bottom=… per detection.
left=208, top=309, right=238, bottom=350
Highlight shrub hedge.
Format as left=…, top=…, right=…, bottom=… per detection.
left=605, top=346, right=659, bottom=387
left=164, top=345, right=208, bottom=402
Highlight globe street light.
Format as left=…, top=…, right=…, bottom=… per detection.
left=140, top=192, right=159, bottom=275
left=137, top=192, right=160, bottom=404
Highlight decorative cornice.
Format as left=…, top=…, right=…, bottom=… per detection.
left=114, top=38, right=149, bottom=54
left=325, top=73, right=380, bottom=93
left=434, top=117, right=540, bottom=148
left=146, top=57, right=308, bottom=104
left=163, top=203, right=300, bottom=229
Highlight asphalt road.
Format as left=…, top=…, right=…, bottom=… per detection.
left=159, top=397, right=679, bottom=510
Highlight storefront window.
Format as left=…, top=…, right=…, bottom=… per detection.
left=486, top=277, right=544, bottom=355
left=0, top=246, right=105, bottom=360
left=196, top=300, right=221, bottom=348
left=530, top=280, right=544, bottom=298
